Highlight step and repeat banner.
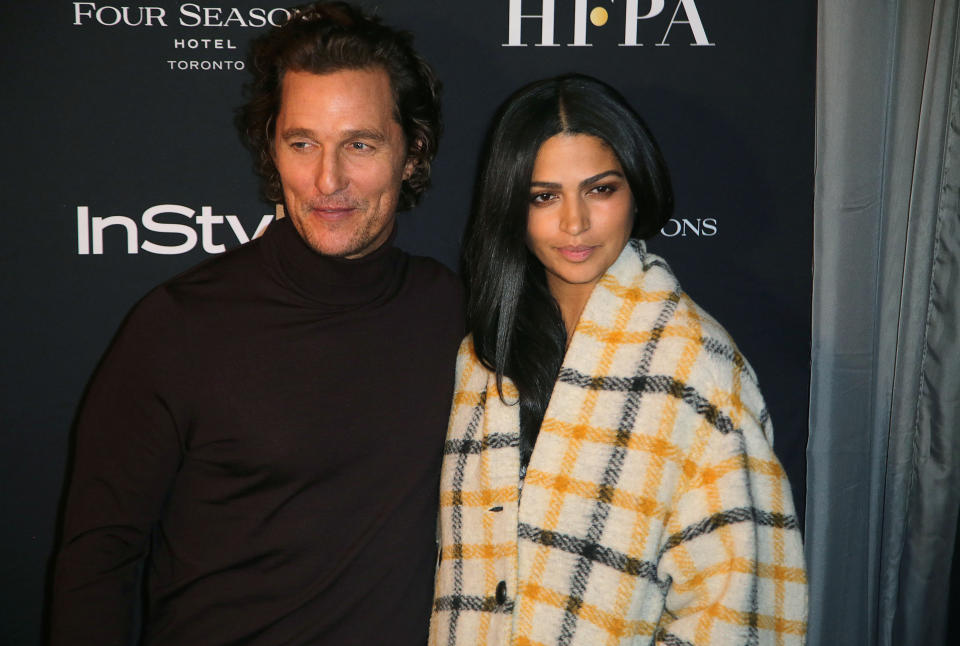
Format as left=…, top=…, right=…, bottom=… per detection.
left=0, top=2, right=814, bottom=642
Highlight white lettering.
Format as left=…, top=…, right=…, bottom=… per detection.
left=96, top=5, right=122, bottom=26
left=202, top=7, right=223, bottom=26
left=221, top=7, right=248, bottom=27
left=120, top=6, right=143, bottom=26
left=571, top=0, right=616, bottom=46
left=660, top=217, right=718, bottom=237
left=572, top=0, right=589, bottom=47
left=266, top=8, right=290, bottom=26
left=72, top=3, right=167, bottom=27
left=505, top=0, right=712, bottom=47
left=144, top=6, right=166, bottom=26
left=141, top=204, right=198, bottom=254
left=73, top=2, right=96, bottom=25
left=247, top=7, right=267, bottom=27
left=179, top=2, right=201, bottom=27
left=504, top=0, right=557, bottom=47
left=196, top=206, right=225, bottom=253
left=657, top=0, right=713, bottom=46
left=166, top=59, right=245, bottom=71
left=77, top=206, right=90, bottom=254
left=172, top=38, right=238, bottom=49
left=77, top=205, right=273, bottom=255
left=622, top=0, right=665, bottom=46
left=92, top=215, right=138, bottom=254
left=177, top=5, right=289, bottom=28
left=226, top=214, right=273, bottom=243
left=661, top=218, right=681, bottom=237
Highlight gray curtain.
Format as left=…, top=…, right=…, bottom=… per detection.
left=809, top=1, right=960, bottom=645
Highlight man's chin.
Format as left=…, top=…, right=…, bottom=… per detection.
left=300, top=228, right=379, bottom=259
left=288, top=209, right=392, bottom=259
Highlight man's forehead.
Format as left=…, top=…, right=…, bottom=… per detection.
left=281, top=67, right=395, bottom=104
left=277, top=67, right=401, bottom=130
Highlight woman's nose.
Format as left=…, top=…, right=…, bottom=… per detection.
left=559, top=198, right=590, bottom=235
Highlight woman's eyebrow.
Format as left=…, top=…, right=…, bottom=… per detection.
left=530, top=180, right=561, bottom=189
left=530, top=170, right=624, bottom=190
left=579, top=170, right=623, bottom=187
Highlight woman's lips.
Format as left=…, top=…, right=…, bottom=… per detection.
left=557, top=245, right=595, bottom=262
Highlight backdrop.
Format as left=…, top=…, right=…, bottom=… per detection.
left=0, top=2, right=815, bottom=643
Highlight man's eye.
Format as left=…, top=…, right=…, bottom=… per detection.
left=291, top=141, right=311, bottom=150
left=350, top=142, right=372, bottom=151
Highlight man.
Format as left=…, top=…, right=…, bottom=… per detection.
left=49, top=4, right=462, bottom=644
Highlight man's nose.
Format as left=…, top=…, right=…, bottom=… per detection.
left=315, top=150, right=347, bottom=195
left=559, top=197, right=590, bottom=236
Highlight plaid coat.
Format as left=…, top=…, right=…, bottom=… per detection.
left=429, top=240, right=807, bottom=646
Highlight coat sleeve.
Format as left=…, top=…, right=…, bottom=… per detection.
left=654, top=371, right=807, bottom=645
left=49, top=290, right=186, bottom=646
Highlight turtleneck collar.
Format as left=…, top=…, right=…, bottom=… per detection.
left=261, top=216, right=405, bottom=309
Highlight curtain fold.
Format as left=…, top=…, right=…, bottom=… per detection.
left=887, top=4, right=960, bottom=639
left=810, top=1, right=960, bottom=644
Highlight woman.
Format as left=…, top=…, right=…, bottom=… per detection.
left=429, top=74, right=807, bottom=645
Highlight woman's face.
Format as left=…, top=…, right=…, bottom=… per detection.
left=526, top=133, right=634, bottom=302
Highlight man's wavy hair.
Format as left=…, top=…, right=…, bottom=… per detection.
left=237, top=2, right=442, bottom=210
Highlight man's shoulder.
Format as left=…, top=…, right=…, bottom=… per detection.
left=122, top=237, right=266, bottom=331
left=399, top=254, right=465, bottom=338
left=407, top=254, right=463, bottom=293
left=166, top=234, right=265, bottom=292
left=403, top=254, right=462, bottom=299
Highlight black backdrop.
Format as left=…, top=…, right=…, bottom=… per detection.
left=0, top=2, right=814, bottom=643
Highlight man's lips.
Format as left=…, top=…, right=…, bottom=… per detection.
left=557, top=245, right=596, bottom=262
left=308, top=205, right=358, bottom=220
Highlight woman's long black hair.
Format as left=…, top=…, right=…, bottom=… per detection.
left=462, top=74, right=674, bottom=467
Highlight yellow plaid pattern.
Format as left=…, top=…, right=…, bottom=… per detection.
left=429, top=240, right=807, bottom=645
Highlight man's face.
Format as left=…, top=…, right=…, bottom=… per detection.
left=273, top=67, right=413, bottom=258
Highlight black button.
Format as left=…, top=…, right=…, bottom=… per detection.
left=489, top=506, right=503, bottom=512
left=495, top=580, right=507, bottom=604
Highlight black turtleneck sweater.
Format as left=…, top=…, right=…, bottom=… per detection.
left=51, top=218, right=464, bottom=646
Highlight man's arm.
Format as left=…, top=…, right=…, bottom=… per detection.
left=50, top=292, right=185, bottom=646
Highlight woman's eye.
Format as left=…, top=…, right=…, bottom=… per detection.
left=530, top=192, right=555, bottom=204
left=590, top=184, right=616, bottom=195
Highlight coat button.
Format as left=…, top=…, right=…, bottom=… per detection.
left=495, top=580, right=507, bottom=604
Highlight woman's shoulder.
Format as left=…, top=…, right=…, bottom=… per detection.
left=609, top=243, right=768, bottom=415
left=453, top=334, right=492, bottom=386
left=625, top=244, right=758, bottom=375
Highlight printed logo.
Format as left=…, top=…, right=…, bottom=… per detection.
left=504, top=0, right=713, bottom=47
left=72, top=3, right=292, bottom=28
left=76, top=204, right=274, bottom=255
left=72, top=3, right=292, bottom=72
left=660, top=217, right=718, bottom=237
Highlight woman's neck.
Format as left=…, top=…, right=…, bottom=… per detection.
left=547, top=276, right=598, bottom=348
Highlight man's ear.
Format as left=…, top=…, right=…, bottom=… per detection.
left=403, top=138, right=424, bottom=181
left=267, top=114, right=278, bottom=162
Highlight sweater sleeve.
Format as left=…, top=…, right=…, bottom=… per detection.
left=654, top=373, right=807, bottom=646
left=50, top=290, right=186, bottom=646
